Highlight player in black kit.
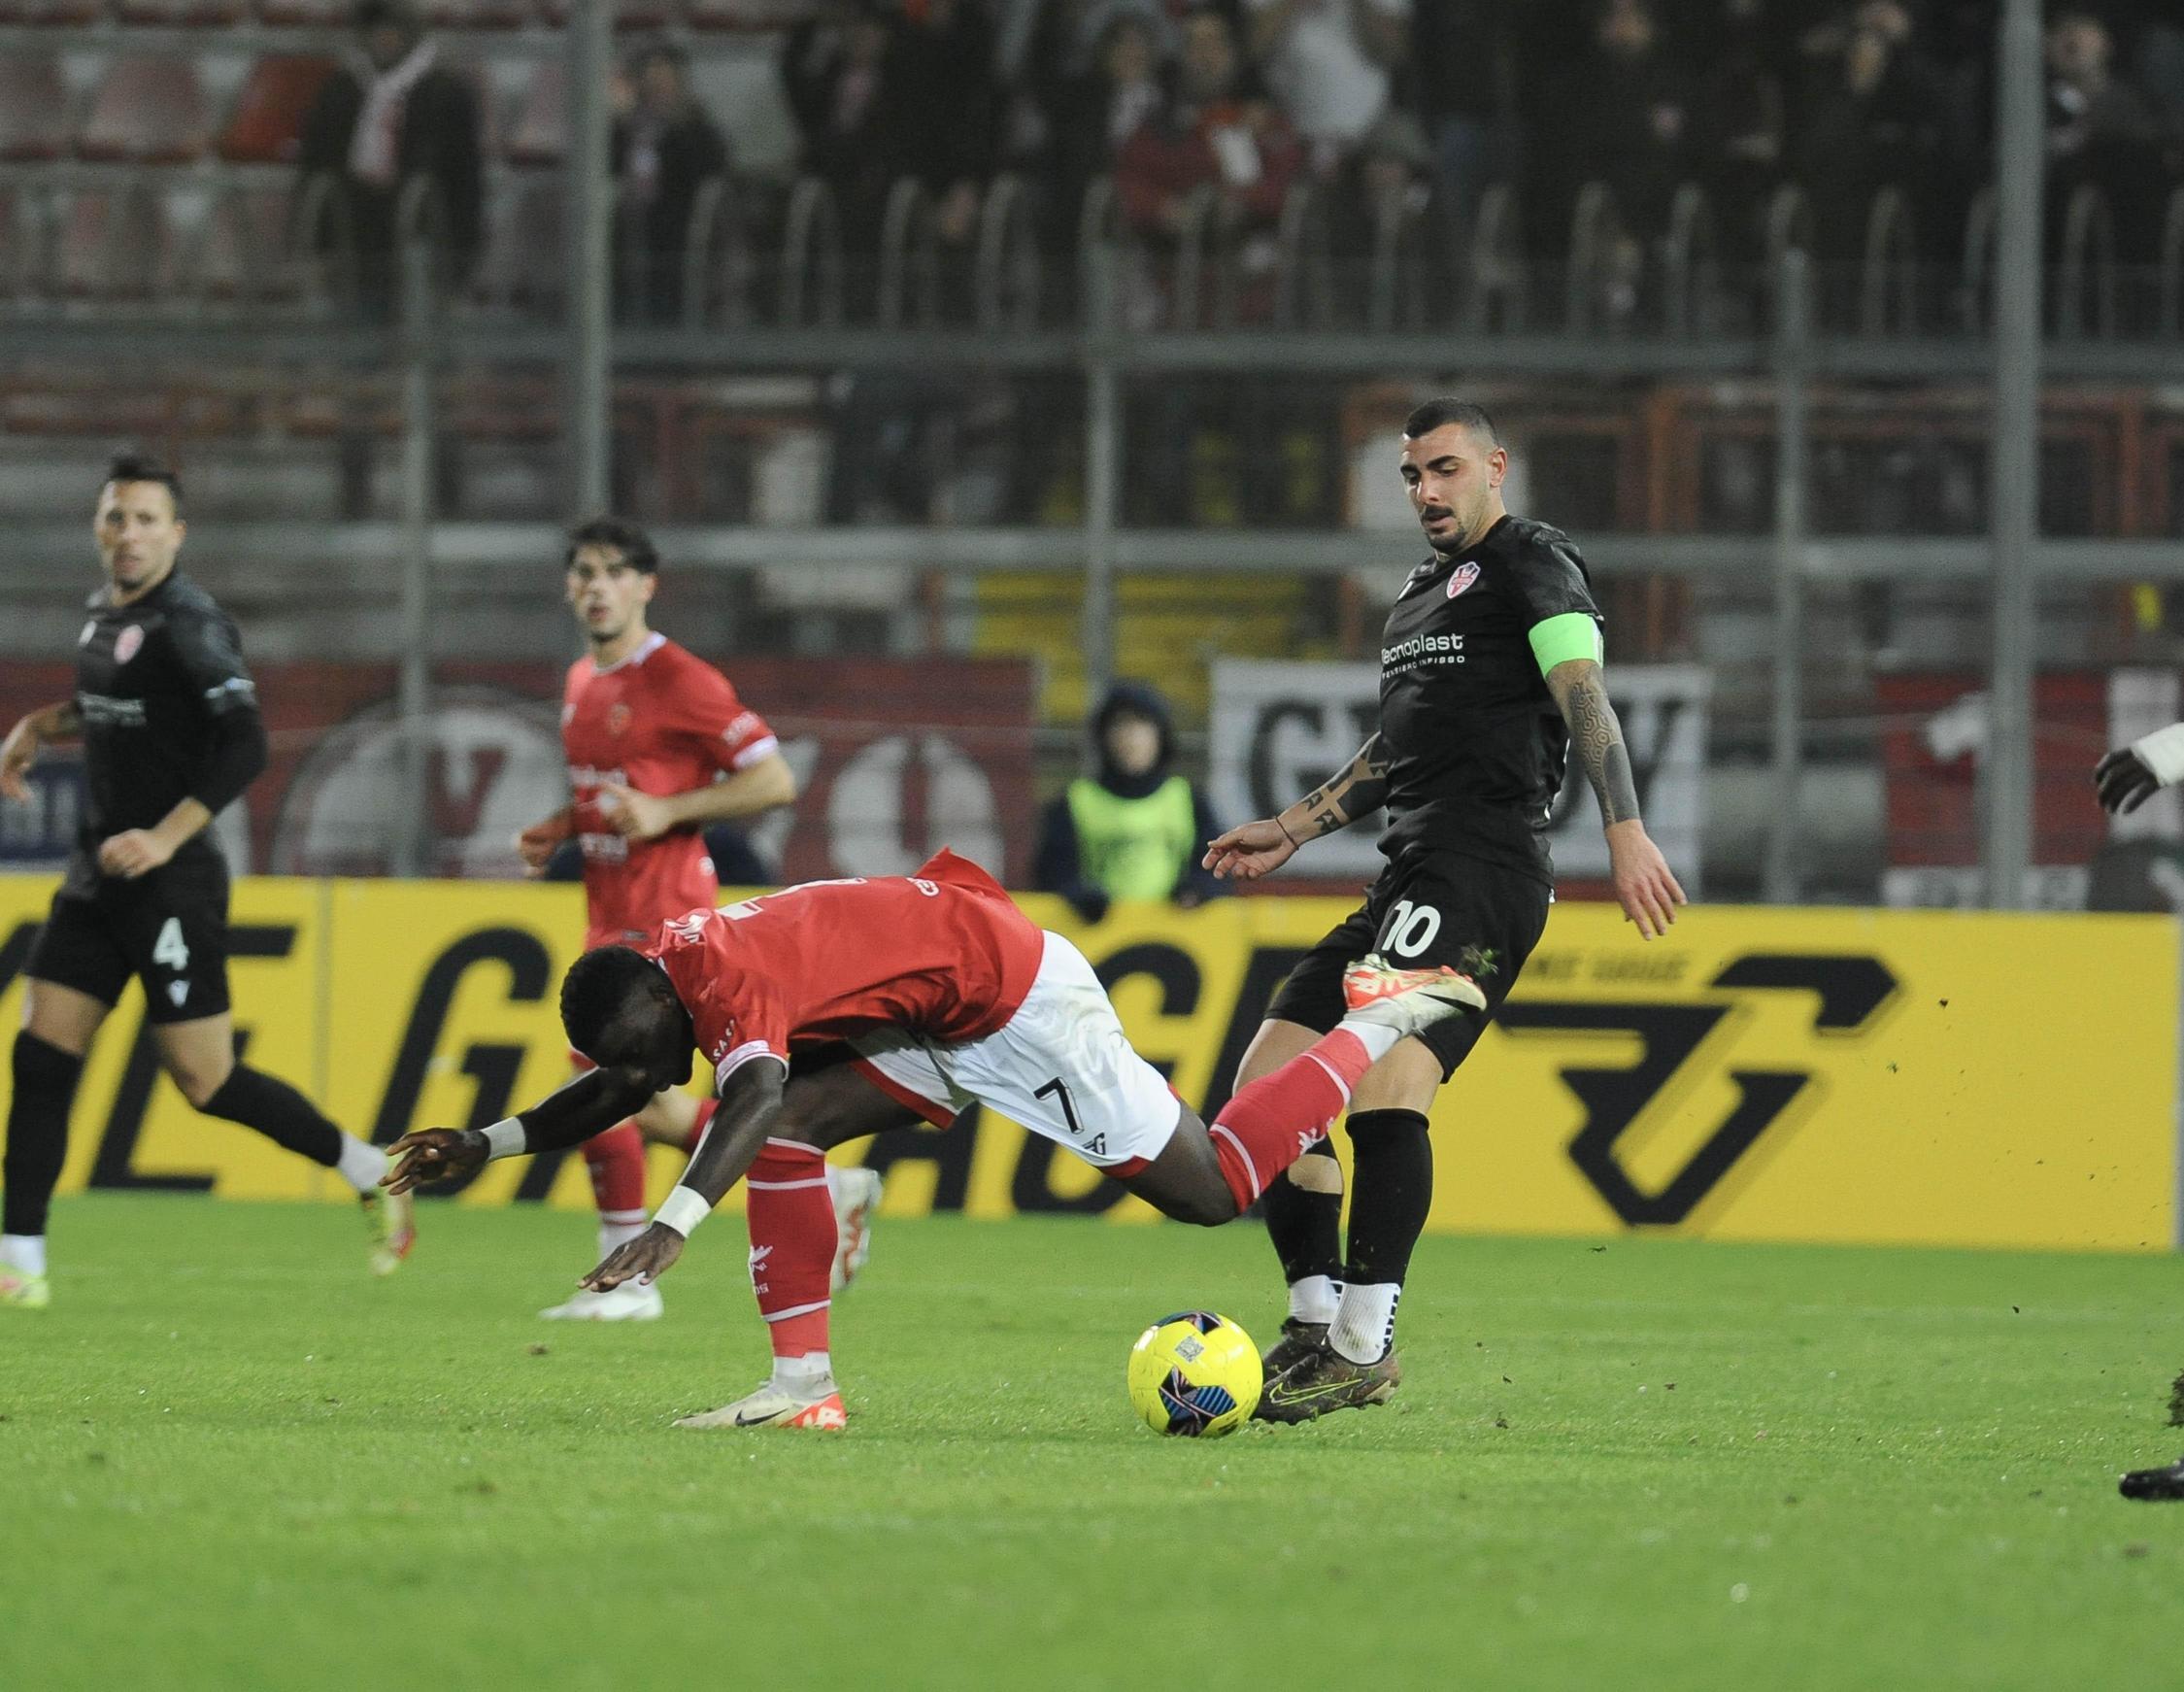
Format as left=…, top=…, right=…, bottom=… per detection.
left=0, top=456, right=415, bottom=1308
left=1203, top=400, right=1685, bottom=1420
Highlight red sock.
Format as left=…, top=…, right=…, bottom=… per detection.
left=746, top=1138, right=835, bottom=1359
left=683, top=1097, right=718, bottom=1155
left=583, top=1121, right=648, bottom=1233
left=1207, top=1029, right=1374, bottom=1210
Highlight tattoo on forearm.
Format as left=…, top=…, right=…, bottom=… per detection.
left=1560, top=668, right=1641, bottom=828
left=1287, top=735, right=1392, bottom=838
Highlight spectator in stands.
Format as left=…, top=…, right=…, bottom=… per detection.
left=1242, top=0, right=1406, bottom=163
left=782, top=0, right=899, bottom=239
left=1036, top=11, right=1170, bottom=243
left=612, top=43, right=730, bottom=324
left=2046, top=11, right=2164, bottom=235
left=297, top=0, right=484, bottom=320
left=1033, top=679, right=1226, bottom=924
left=1552, top=0, right=1691, bottom=241
left=1115, top=5, right=1301, bottom=272
left=1329, top=107, right=1434, bottom=264
left=1403, top=0, right=1519, bottom=246
left=1790, top=0, right=1947, bottom=259
left=1694, top=0, right=1785, bottom=257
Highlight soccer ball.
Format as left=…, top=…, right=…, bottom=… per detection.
left=1126, top=1310, right=1261, bottom=1437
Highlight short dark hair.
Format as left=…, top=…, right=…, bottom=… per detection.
left=564, top=516, right=659, bottom=575
left=1402, top=399, right=1501, bottom=448
left=102, top=452, right=184, bottom=516
left=559, top=946, right=668, bottom=1056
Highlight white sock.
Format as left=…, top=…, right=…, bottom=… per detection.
left=1328, top=1281, right=1400, bottom=1365
left=1336, top=1018, right=1403, bottom=1064
left=335, top=1134, right=388, bottom=1195
left=599, top=1217, right=648, bottom=1259
left=775, top=1350, right=833, bottom=1389
left=1288, top=1274, right=1342, bottom=1326
left=0, top=1234, right=47, bottom=1277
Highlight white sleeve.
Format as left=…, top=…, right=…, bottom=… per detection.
left=2133, top=723, right=2184, bottom=787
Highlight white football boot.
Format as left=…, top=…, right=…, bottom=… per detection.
left=828, top=1166, right=883, bottom=1295
left=1339, top=952, right=1486, bottom=1037
left=675, top=1377, right=848, bottom=1430
left=539, top=1280, right=664, bottom=1322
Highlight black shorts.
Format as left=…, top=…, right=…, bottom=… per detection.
left=25, top=850, right=232, bottom=1024
left=1266, top=847, right=1552, bottom=1079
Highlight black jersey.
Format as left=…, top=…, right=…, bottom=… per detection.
left=1374, top=514, right=1603, bottom=884
left=68, top=570, right=261, bottom=886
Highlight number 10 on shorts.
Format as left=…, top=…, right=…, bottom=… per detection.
left=1379, top=899, right=1441, bottom=960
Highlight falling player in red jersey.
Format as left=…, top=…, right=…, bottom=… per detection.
left=511, top=519, right=870, bottom=1321
left=383, top=849, right=1482, bottom=1428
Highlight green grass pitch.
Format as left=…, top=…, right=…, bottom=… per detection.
left=4, top=1194, right=2182, bottom=1691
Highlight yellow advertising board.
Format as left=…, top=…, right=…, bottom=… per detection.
left=0, top=874, right=2173, bottom=1250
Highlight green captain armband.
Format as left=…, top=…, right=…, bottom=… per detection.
left=1529, top=612, right=1604, bottom=678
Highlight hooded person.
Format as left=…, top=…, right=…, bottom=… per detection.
left=1032, top=680, right=1227, bottom=924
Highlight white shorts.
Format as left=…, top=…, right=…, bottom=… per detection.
left=849, top=931, right=1182, bottom=1172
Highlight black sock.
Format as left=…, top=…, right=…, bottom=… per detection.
left=200, top=1066, right=344, bottom=1168
left=4, top=1032, right=84, bottom=1237
left=1342, top=1108, right=1433, bottom=1288
left=1260, top=1136, right=1343, bottom=1297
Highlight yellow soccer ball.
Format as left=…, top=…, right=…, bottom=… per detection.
left=1126, top=1310, right=1261, bottom=1437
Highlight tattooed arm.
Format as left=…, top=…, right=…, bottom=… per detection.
left=1544, top=660, right=1687, bottom=938
left=1200, top=735, right=1390, bottom=882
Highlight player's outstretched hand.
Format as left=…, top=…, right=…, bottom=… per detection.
left=0, top=717, right=38, bottom=801
left=598, top=782, right=674, bottom=843
left=96, top=829, right=174, bottom=880
left=582, top=1222, right=684, bottom=1292
left=1202, top=818, right=1299, bottom=882
left=514, top=812, right=573, bottom=876
left=383, top=1128, right=487, bottom=1195
left=1605, top=820, right=1687, bottom=940
left=2096, top=747, right=2162, bottom=816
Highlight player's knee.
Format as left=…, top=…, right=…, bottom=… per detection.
left=165, top=1051, right=233, bottom=1110
left=1171, top=1185, right=1238, bottom=1228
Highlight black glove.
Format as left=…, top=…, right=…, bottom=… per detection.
left=2096, top=747, right=2162, bottom=816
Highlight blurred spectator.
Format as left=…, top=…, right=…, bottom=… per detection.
left=1242, top=0, right=1407, bottom=159
left=1329, top=107, right=1434, bottom=261
left=1694, top=0, right=1785, bottom=256
left=2047, top=10, right=2165, bottom=248
left=612, top=43, right=729, bottom=325
left=297, top=0, right=484, bottom=320
left=1033, top=680, right=1226, bottom=923
left=1403, top=0, right=1519, bottom=245
left=1791, top=0, right=1947, bottom=259
left=889, top=0, right=1003, bottom=247
left=783, top=0, right=900, bottom=235
left=1115, top=5, right=1301, bottom=280
left=1557, top=0, right=1691, bottom=239
left=1039, top=11, right=1170, bottom=241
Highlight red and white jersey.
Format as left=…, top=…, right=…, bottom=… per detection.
left=645, top=849, right=1045, bottom=1089
left=562, top=631, right=778, bottom=948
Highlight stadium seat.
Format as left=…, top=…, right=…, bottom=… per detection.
left=0, top=54, right=70, bottom=163
left=502, top=62, right=567, bottom=167
left=475, top=180, right=563, bottom=312
left=191, top=186, right=301, bottom=301
left=218, top=55, right=337, bottom=164
left=77, top=56, right=211, bottom=164
left=56, top=186, right=183, bottom=300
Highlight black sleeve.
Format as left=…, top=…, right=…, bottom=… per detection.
left=1510, top=525, right=1604, bottom=629
left=171, top=608, right=268, bottom=812
left=1030, top=793, right=1109, bottom=924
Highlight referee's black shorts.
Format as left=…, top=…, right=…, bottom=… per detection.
left=1266, top=845, right=1551, bottom=1080
left=24, top=849, right=233, bottom=1025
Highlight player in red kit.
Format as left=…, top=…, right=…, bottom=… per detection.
left=513, top=519, right=871, bottom=1320
left=383, top=850, right=1482, bottom=1428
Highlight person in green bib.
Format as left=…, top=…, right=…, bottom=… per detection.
left=1033, top=680, right=1228, bottom=925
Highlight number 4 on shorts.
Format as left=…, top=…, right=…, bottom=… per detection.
left=152, top=917, right=190, bottom=972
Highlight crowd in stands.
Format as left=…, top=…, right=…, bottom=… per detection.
left=266, top=0, right=2184, bottom=321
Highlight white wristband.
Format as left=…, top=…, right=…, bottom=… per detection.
left=481, top=1119, right=527, bottom=1160
left=653, top=1185, right=712, bottom=1238
left=2134, top=724, right=2184, bottom=789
